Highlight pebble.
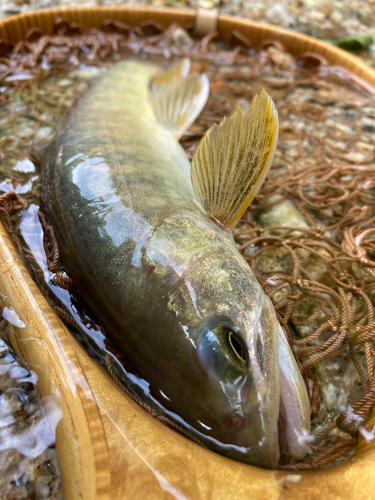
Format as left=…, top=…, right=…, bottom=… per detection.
left=0, top=312, right=63, bottom=500
left=70, top=66, right=105, bottom=80
left=33, top=125, right=53, bottom=142
left=358, top=116, right=375, bottom=133
left=57, top=78, right=73, bottom=87
left=171, top=27, right=193, bottom=50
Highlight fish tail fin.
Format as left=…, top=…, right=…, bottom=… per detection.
left=191, top=88, right=279, bottom=231
left=149, top=59, right=209, bottom=140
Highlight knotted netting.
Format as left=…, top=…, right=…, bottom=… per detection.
left=1, top=18, right=375, bottom=468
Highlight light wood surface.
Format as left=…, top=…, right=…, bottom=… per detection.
left=1, top=7, right=375, bottom=499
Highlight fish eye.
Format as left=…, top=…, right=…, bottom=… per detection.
left=198, top=324, right=248, bottom=381
left=227, top=330, right=247, bottom=364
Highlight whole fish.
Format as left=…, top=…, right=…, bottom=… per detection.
left=43, top=58, right=310, bottom=469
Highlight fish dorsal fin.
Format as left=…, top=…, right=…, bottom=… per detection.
left=149, top=72, right=209, bottom=139
left=191, top=88, right=279, bottom=231
left=150, top=58, right=191, bottom=92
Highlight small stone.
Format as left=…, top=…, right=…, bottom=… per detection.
left=322, top=382, right=338, bottom=411
left=197, top=0, right=218, bottom=8
left=358, top=116, right=375, bottom=133
left=267, top=47, right=291, bottom=69
left=344, top=150, right=371, bottom=162
left=266, top=3, right=295, bottom=26
left=33, top=126, right=53, bottom=143
left=361, top=107, right=375, bottom=118
left=325, top=119, right=357, bottom=137
left=57, top=78, right=73, bottom=87
left=171, top=27, right=192, bottom=50
left=70, top=66, right=105, bottom=81
left=355, top=141, right=374, bottom=151
left=330, top=11, right=343, bottom=24
left=308, top=10, right=326, bottom=22
left=256, top=195, right=309, bottom=233
left=351, top=261, right=366, bottom=279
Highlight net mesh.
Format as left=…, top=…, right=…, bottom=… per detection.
left=1, top=18, right=375, bottom=469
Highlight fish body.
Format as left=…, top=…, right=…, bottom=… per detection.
left=43, top=60, right=309, bottom=468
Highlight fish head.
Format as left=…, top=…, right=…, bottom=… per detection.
left=178, top=241, right=281, bottom=468
left=194, top=298, right=280, bottom=468
left=143, top=214, right=309, bottom=468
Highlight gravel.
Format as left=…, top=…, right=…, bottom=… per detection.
left=2, top=0, right=375, bottom=67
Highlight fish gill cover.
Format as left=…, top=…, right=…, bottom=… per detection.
left=0, top=17, right=375, bottom=474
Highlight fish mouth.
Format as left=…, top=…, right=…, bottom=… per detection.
left=277, top=324, right=311, bottom=460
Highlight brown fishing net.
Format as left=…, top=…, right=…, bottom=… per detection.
left=1, top=17, right=375, bottom=469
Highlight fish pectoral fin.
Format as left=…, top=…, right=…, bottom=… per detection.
left=149, top=69, right=209, bottom=140
left=190, top=88, right=279, bottom=231
left=150, top=57, right=191, bottom=92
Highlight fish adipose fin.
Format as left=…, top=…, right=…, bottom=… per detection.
left=190, top=88, right=279, bottom=231
left=149, top=62, right=209, bottom=140
left=150, top=57, right=191, bottom=91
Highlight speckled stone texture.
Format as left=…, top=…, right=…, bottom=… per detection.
left=0, top=322, right=64, bottom=500
left=1, top=0, right=375, bottom=67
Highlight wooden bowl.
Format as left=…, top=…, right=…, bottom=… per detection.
left=1, top=7, right=375, bottom=500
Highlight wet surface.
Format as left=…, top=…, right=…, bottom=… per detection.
left=0, top=22, right=375, bottom=494
left=0, top=310, right=63, bottom=500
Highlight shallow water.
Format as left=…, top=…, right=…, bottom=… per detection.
left=1, top=22, right=375, bottom=495
left=0, top=306, right=63, bottom=499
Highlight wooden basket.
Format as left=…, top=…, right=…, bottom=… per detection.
left=1, top=7, right=375, bottom=500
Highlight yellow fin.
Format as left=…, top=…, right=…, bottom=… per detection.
left=149, top=72, right=209, bottom=139
left=191, top=88, right=279, bottom=231
left=150, top=58, right=191, bottom=92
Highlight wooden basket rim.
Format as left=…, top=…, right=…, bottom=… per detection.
left=1, top=6, right=375, bottom=499
left=1, top=5, right=375, bottom=87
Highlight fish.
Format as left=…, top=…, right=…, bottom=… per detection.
left=42, top=58, right=310, bottom=469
